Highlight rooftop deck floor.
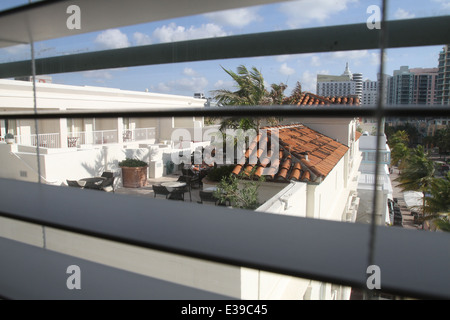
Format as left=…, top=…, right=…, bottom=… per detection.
left=114, top=173, right=207, bottom=204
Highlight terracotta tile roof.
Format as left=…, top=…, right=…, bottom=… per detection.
left=232, top=124, right=349, bottom=183
left=283, top=92, right=360, bottom=106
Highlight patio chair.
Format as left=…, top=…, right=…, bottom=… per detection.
left=189, top=173, right=202, bottom=189
left=101, top=171, right=114, bottom=178
left=177, top=176, right=192, bottom=201
left=168, top=184, right=192, bottom=201
left=66, top=179, right=85, bottom=188
left=152, top=184, right=170, bottom=199
left=100, top=176, right=115, bottom=192
left=198, top=191, right=220, bottom=205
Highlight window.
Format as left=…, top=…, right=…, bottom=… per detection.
left=0, top=0, right=449, bottom=301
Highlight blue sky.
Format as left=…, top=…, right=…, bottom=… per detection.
left=1, top=0, right=449, bottom=97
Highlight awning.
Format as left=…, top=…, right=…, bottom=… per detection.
left=403, top=191, right=423, bottom=210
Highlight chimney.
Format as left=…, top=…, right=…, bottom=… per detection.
left=300, top=151, right=309, bottom=161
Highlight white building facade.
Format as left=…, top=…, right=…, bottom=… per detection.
left=316, top=63, right=362, bottom=100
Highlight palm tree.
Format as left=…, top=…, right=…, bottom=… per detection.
left=211, top=65, right=287, bottom=131
left=395, top=145, right=435, bottom=228
left=213, top=65, right=269, bottom=107
left=388, top=130, right=410, bottom=172
left=283, top=81, right=302, bottom=105
left=424, top=172, right=450, bottom=232
left=434, top=125, right=450, bottom=156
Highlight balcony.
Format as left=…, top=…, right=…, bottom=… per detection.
left=11, top=127, right=157, bottom=149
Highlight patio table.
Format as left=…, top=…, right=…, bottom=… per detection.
left=161, top=181, right=186, bottom=191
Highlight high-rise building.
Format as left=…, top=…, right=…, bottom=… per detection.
left=387, top=66, right=414, bottom=105
left=387, top=66, right=438, bottom=105
left=410, top=68, right=438, bottom=105
left=352, top=72, right=363, bottom=99
left=362, top=80, right=378, bottom=106
left=437, top=44, right=450, bottom=105
left=316, top=63, right=362, bottom=100
left=361, top=73, right=389, bottom=106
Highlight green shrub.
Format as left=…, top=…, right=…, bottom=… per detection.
left=118, top=158, right=148, bottom=167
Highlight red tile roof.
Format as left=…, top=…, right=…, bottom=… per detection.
left=232, top=124, right=349, bottom=183
left=284, top=92, right=360, bottom=106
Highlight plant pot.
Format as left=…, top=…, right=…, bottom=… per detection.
left=5, top=139, right=14, bottom=144
left=121, top=166, right=148, bottom=188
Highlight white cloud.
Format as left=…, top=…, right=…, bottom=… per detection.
left=0, top=44, right=30, bottom=61
left=369, top=52, right=390, bottom=65
left=83, top=70, right=113, bottom=79
left=183, top=68, right=197, bottom=76
left=154, top=76, right=209, bottom=94
left=279, top=0, right=358, bottom=28
left=95, top=29, right=130, bottom=49
left=394, top=8, right=415, bottom=19
left=432, top=0, right=450, bottom=9
left=213, top=79, right=235, bottom=91
left=275, top=55, right=291, bottom=62
left=82, top=70, right=114, bottom=84
left=152, top=23, right=228, bottom=43
left=133, top=32, right=152, bottom=46
left=300, top=70, right=316, bottom=92
left=301, top=69, right=329, bottom=92
left=4, top=44, right=29, bottom=55
left=331, top=50, right=368, bottom=60
left=153, top=82, right=171, bottom=93
left=279, top=63, right=295, bottom=76
left=204, top=8, right=262, bottom=28
left=310, top=55, right=321, bottom=67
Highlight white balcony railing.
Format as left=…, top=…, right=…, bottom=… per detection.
left=68, top=130, right=118, bottom=146
left=10, top=128, right=156, bottom=149
left=122, top=127, right=156, bottom=142
left=14, top=133, right=60, bottom=148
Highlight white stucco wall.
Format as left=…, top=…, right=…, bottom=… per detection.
left=257, top=182, right=307, bottom=217
left=0, top=79, right=205, bottom=111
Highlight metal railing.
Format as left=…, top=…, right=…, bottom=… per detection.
left=68, top=130, right=118, bottom=146
left=14, top=132, right=60, bottom=148
left=122, top=127, right=156, bottom=142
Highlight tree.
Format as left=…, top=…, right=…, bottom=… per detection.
left=282, top=81, right=302, bottom=105
left=389, top=130, right=409, bottom=146
left=385, top=123, right=420, bottom=147
left=388, top=130, right=410, bottom=170
left=434, top=125, right=450, bottom=155
left=424, top=172, right=450, bottom=232
left=211, top=65, right=287, bottom=131
left=395, top=145, right=435, bottom=228
left=214, top=169, right=265, bottom=210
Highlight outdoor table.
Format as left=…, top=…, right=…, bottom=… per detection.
left=161, top=181, right=186, bottom=191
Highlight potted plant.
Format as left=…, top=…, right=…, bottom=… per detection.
left=118, top=158, right=148, bottom=188
left=4, top=133, right=14, bottom=144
